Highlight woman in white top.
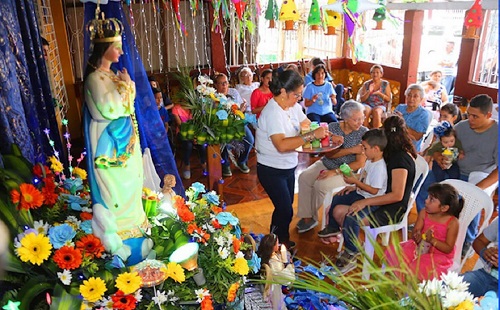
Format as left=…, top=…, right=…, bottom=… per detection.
left=256, top=69, right=343, bottom=249
left=235, top=67, right=259, bottom=113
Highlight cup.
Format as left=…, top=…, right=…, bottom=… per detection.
left=339, top=163, right=352, bottom=176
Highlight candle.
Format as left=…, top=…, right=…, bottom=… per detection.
left=280, top=244, right=288, bottom=262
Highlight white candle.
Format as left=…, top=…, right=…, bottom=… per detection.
left=280, top=244, right=287, bottom=262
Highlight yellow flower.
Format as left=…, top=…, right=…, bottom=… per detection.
left=17, top=233, right=52, bottom=265
left=72, top=167, right=87, bottom=180
left=232, top=257, right=249, bottom=275
left=165, top=262, right=186, bottom=283
left=453, top=300, right=474, bottom=310
left=115, top=271, right=142, bottom=294
left=79, top=277, right=107, bottom=302
left=48, top=156, right=64, bottom=174
left=234, top=110, right=245, bottom=119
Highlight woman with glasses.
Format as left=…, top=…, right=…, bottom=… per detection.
left=256, top=69, right=342, bottom=250
left=235, top=67, right=260, bottom=114
left=303, top=64, right=338, bottom=123
left=296, top=100, right=368, bottom=234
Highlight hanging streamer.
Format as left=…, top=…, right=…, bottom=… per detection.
left=172, top=0, right=188, bottom=35
left=190, top=1, right=202, bottom=71
left=199, top=2, right=212, bottom=73
left=152, top=0, right=164, bottom=72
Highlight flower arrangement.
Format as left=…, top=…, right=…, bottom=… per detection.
left=416, top=272, right=475, bottom=309
left=0, top=141, right=258, bottom=309
left=173, top=71, right=254, bottom=145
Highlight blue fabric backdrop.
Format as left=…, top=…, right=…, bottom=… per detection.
left=0, top=0, right=63, bottom=163
left=83, top=2, right=184, bottom=195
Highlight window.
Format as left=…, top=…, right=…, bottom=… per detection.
left=255, top=0, right=344, bottom=63
left=472, top=10, right=498, bottom=88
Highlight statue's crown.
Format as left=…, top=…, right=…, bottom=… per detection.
left=86, top=6, right=123, bottom=43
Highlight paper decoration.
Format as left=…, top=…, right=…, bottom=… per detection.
left=264, top=0, right=279, bottom=28
left=171, top=0, right=187, bottom=35
left=233, top=0, right=247, bottom=20
left=372, top=0, right=386, bottom=30
left=279, top=0, right=300, bottom=30
left=308, top=0, right=322, bottom=30
left=324, top=0, right=343, bottom=35
left=463, top=0, right=483, bottom=38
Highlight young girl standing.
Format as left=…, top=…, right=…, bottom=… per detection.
left=386, top=183, right=463, bottom=281
left=256, top=234, right=295, bottom=310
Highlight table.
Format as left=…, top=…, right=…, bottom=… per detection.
left=296, top=143, right=342, bottom=154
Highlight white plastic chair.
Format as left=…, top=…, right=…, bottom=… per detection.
left=321, top=186, right=347, bottom=253
left=361, top=155, right=429, bottom=279
left=440, top=179, right=494, bottom=273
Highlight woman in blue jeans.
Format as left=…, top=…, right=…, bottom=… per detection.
left=255, top=69, right=341, bottom=249
left=336, top=115, right=416, bottom=273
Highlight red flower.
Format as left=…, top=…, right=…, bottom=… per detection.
left=212, top=219, right=222, bottom=229
left=201, top=296, right=214, bottom=310
left=33, top=165, right=53, bottom=177
left=52, top=246, right=82, bottom=270
left=80, top=212, right=93, bottom=221
left=10, top=183, right=44, bottom=210
left=112, top=290, right=137, bottom=310
left=42, top=186, right=59, bottom=206
left=76, top=235, right=105, bottom=259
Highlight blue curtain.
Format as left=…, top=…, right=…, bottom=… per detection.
left=0, top=0, right=62, bottom=163
left=83, top=2, right=184, bottom=195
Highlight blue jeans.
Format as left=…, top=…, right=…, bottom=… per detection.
left=307, top=112, right=338, bottom=124
left=334, top=84, right=345, bottom=115
left=221, top=125, right=254, bottom=167
left=257, top=163, right=296, bottom=243
left=327, top=191, right=365, bottom=230
left=416, top=172, right=479, bottom=243
left=432, top=161, right=460, bottom=182
left=462, top=269, right=498, bottom=297
left=181, top=140, right=207, bottom=166
left=343, top=206, right=379, bottom=253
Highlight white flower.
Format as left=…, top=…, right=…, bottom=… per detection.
left=218, top=246, right=229, bottom=259
left=440, top=271, right=469, bottom=292
left=33, top=220, right=50, bottom=235
left=81, top=206, right=93, bottom=213
left=57, top=269, right=72, bottom=285
left=96, top=297, right=113, bottom=310
left=441, top=290, right=474, bottom=308
left=235, top=251, right=245, bottom=258
left=195, top=288, right=210, bottom=303
left=215, top=235, right=226, bottom=247
left=198, top=75, right=213, bottom=85
left=152, top=289, right=168, bottom=305
left=203, top=223, right=215, bottom=233
left=134, top=289, right=143, bottom=303
left=63, top=240, right=75, bottom=248
left=66, top=215, right=81, bottom=227
left=418, top=278, right=442, bottom=296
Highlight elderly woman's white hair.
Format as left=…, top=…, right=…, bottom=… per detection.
left=404, top=83, right=425, bottom=98
left=238, top=67, right=253, bottom=82
left=340, top=99, right=365, bottom=119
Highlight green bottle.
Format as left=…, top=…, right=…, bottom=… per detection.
left=339, top=163, right=352, bottom=176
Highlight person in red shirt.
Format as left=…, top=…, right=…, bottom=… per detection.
left=251, top=69, right=273, bottom=118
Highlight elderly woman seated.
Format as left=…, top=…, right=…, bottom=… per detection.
left=358, top=65, right=392, bottom=128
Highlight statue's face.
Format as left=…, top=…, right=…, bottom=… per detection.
left=103, top=40, right=123, bottom=63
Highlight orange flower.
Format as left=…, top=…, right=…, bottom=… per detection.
left=80, top=212, right=93, bottom=221
left=232, top=237, right=241, bottom=253
left=212, top=219, right=222, bottom=229
left=177, top=205, right=195, bottom=222
left=201, top=296, right=214, bottom=310
left=187, top=223, right=199, bottom=234
left=10, top=183, right=44, bottom=210
left=76, top=235, right=105, bottom=259
left=42, top=186, right=59, bottom=205
left=211, top=206, right=222, bottom=214
left=112, top=290, right=137, bottom=310
left=53, top=246, right=82, bottom=270
left=231, top=104, right=238, bottom=113
left=201, top=232, right=210, bottom=244
left=173, top=196, right=186, bottom=209
left=227, top=282, right=240, bottom=302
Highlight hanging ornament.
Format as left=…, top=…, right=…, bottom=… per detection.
left=463, top=0, right=482, bottom=39
left=264, top=0, right=279, bottom=28
left=233, top=0, right=247, bottom=20
left=324, top=0, right=342, bottom=35
left=308, top=0, right=322, bottom=30
left=171, top=0, right=188, bottom=35
left=279, top=0, right=300, bottom=30
left=372, top=0, right=386, bottom=30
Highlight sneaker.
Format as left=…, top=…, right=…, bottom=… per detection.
left=297, top=220, right=318, bottom=233
left=222, top=165, right=232, bottom=177
left=461, top=242, right=473, bottom=259
left=182, top=169, right=191, bottom=180
left=283, top=240, right=296, bottom=250
left=237, top=162, right=250, bottom=174
left=317, top=226, right=341, bottom=238
left=296, top=218, right=305, bottom=229
left=335, top=250, right=360, bottom=274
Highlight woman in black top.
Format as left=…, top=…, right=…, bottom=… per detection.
left=336, top=115, right=417, bottom=271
